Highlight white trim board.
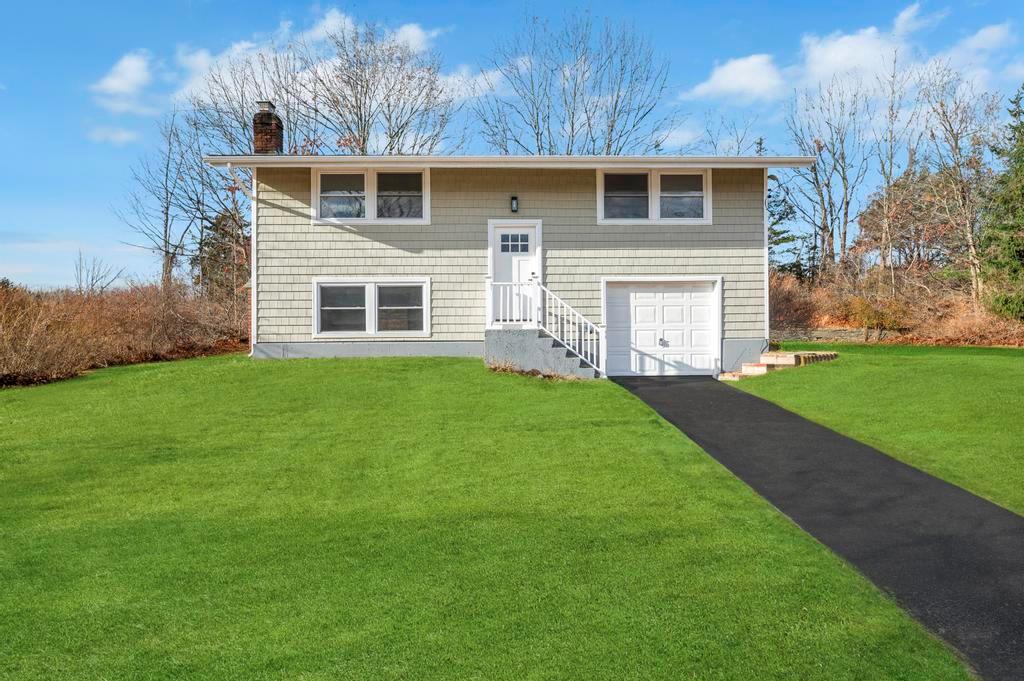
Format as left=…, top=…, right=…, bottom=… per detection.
left=250, top=168, right=258, bottom=355
left=207, top=154, right=816, bottom=169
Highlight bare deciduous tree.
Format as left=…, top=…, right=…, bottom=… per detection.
left=784, top=76, right=872, bottom=274
left=119, top=112, right=194, bottom=290
left=298, top=24, right=461, bottom=155
left=871, top=51, right=923, bottom=297
left=73, top=251, right=123, bottom=295
left=473, top=12, right=678, bottom=155
left=919, top=62, right=1000, bottom=303
left=700, top=113, right=760, bottom=156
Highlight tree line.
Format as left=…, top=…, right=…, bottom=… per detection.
left=122, top=11, right=1024, bottom=333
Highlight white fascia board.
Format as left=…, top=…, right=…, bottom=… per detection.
left=205, top=154, right=815, bottom=169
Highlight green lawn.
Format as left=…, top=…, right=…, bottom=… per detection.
left=736, top=343, right=1024, bottom=516
left=0, top=355, right=971, bottom=680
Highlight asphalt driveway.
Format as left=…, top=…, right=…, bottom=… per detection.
left=614, top=376, right=1024, bottom=681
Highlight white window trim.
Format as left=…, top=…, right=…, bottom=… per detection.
left=311, top=276, right=432, bottom=339
left=311, top=168, right=431, bottom=225
left=596, top=169, right=712, bottom=226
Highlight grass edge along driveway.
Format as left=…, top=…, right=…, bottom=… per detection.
left=0, top=355, right=973, bottom=679
left=735, top=343, right=1024, bottom=517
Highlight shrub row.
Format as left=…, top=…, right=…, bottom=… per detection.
left=0, top=283, right=247, bottom=386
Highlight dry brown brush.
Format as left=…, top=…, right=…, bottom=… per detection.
left=0, top=282, right=247, bottom=386
left=770, top=270, right=1024, bottom=346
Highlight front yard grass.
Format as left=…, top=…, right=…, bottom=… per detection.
left=1, top=355, right=971, bottom=679
left=735, top=343, right=1024, bottom=517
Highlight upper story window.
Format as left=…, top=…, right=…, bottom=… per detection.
left=320, top=173, right=365, bottom=219
left=659, top=174, right=704, bottom=219
left=597, top=169, right=711, bottom=224
left=314, top=169, right=430, bottom=224
left=377, top=173, right=423, bottom=219
left=603, top=173, right=649, bottom=219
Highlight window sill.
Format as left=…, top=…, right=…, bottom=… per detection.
left=312, top=331, right=431, bottom=340
left=312, top=218, right=431, bottom=227
left=597, top=218, right=713, bottom=226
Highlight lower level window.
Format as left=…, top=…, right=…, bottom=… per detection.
left=377, top=285, right=424, bottom=331
left=315, top=279, right=429, bottom=335
left=319, top=285, right=366, bottom=332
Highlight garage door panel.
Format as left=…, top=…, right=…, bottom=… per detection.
left=690, top=305, right=712, bottom=324
left=634, top=305, right=657, bottom=324
left=634, top=352, right=661, bottom=375
left=688, top=354, right=715, bottom=371
left=634, top=329, right=658, bottom=348
left=663, top=329, right=686, bottom=347
left=662, top=304, right=686, bottom=324
left=691, top=328, right=712, bottom=349
left=605, top=280, right=720, bottom=376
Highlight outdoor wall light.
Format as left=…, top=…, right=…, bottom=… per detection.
left=510, top=195, right=519, bottom=213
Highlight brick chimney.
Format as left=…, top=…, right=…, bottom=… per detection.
left=253, top=101, right=283, bottom=154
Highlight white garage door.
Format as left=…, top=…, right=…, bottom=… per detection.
left=606, top=281, right=720, bottom=376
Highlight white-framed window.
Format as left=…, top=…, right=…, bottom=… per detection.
left=312, top=277, right=431, bottom=338
left=312, top=169, right=430, bottom=224
left=596, top=169, right=711, bottom=225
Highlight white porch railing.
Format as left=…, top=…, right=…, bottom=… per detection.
left=488, top=281, right=537, bottom=325
left=486, top=278, right=604, bottom=373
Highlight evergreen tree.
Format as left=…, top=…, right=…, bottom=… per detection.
left=756, top=138, right=805, bottom=277
left=982, top=83, right=1024, bottom=320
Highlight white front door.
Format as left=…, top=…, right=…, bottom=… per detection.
left=493, top=227, right=538, bottom=284
left=606, top=281, right=720, bottom=376
left=491, top=224, right=539, bottom=323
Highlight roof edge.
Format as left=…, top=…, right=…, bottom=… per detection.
left=203, top=154, right=815, bottom=169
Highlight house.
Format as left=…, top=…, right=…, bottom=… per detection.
left=205, top=102, right=813, bottom=378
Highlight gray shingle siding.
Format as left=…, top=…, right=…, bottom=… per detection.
left=254, top=167, right=766, bottom=344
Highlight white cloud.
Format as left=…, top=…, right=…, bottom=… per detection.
left=87, top=126, right=140, bottom=145
left=173, top=41, right=258, bottom=101
left=955, top=22, right=1015, bottom=54
left=393, top=23, right=446, bottom=53
left=800, top=27, right=903, bottom=86
left=893, top=3, right=947, bottom=37
left=940, top=23, right=1018, bottom=90
left=683, top=54, right=786, bottom=103
left=442, top=64, right=502, bottom=100
left=301, top=8, right=354, bottom=43
left=661, top=125, right=701, bottom=150
left=683, top=3, right=1022, bottom=105
left=91, top=50, right=151, bottom=96
left=90, top=50, right=158, bottom=114
left=1005, top=61, right=1024, bottom=81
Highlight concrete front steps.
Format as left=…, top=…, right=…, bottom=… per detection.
left=719, top=351, right=838, bottom=381
left=484, top=328, right=601, bottom=379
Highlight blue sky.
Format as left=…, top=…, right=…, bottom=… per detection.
left=2, top=0, right=1022, bottom=286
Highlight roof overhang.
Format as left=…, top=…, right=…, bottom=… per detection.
left=203, top=154, right=815, bottom=169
